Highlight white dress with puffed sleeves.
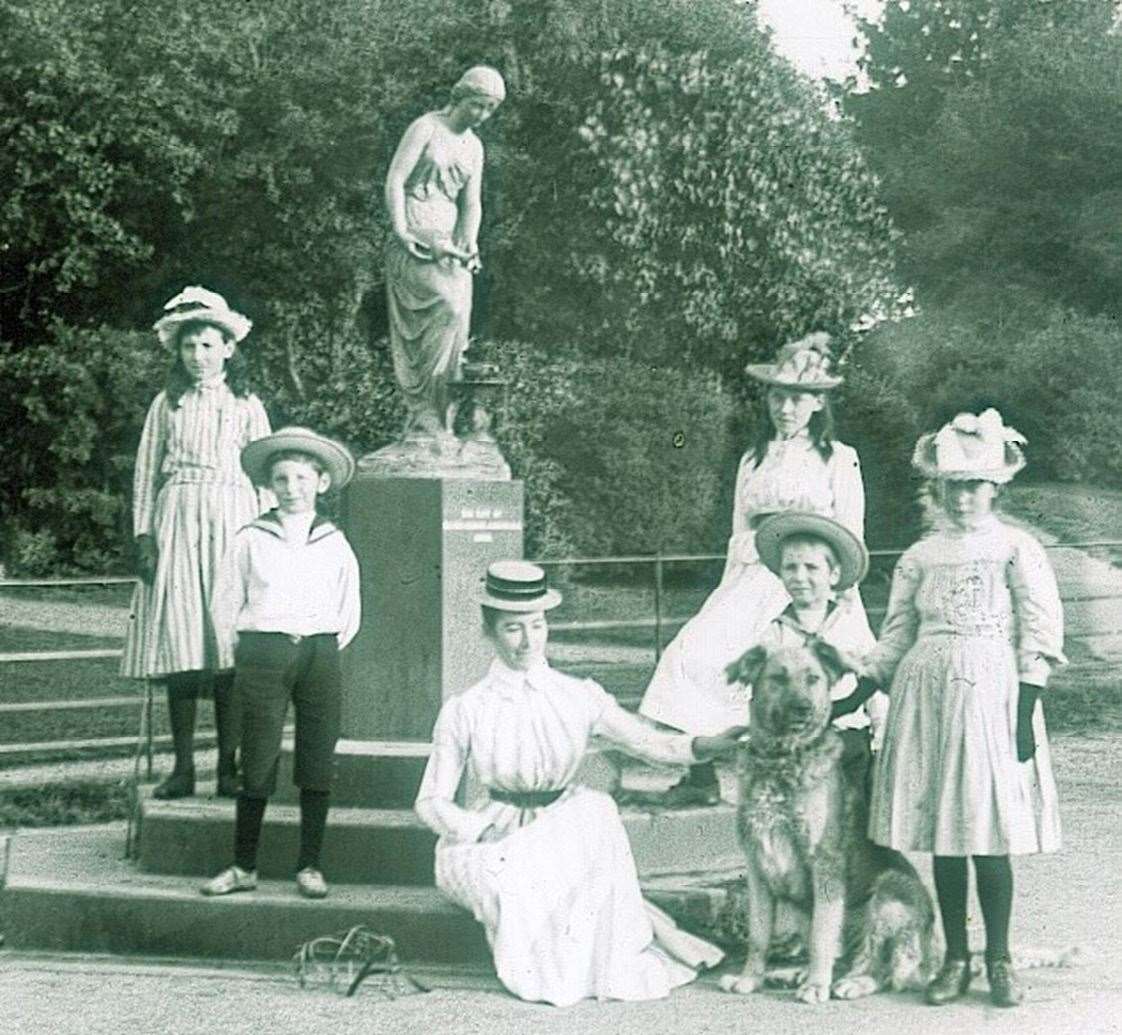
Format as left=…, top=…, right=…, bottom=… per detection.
left=638, top=432, right=867, bottom=736
left=866, top=516, right=1064, bottom=855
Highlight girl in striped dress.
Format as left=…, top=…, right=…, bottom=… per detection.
left=121, top=287, right=272, bottom=800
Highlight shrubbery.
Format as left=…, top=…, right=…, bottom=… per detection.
left=0, top=324, right=164, bottom=574
left=862, top=304, right=1122, bottom=492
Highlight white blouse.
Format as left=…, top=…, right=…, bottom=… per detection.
left=865, top=516, right=1066, bottom=688
left=416, top=659, right=697, bottom=845
left=724, top=433, right=864, bottom=577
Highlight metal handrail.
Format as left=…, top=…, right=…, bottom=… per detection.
left=3, top=537, right=1122, bottom=763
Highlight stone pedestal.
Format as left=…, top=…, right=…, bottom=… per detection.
left=339, top=475, right=524, bottom=741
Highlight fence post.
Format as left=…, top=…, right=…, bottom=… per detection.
left=653, top=551, right=664, bottom=663
left=144, top=681, right=154, bottom=780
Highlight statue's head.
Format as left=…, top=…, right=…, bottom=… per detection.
left=450, top=65, right=507, bottom=105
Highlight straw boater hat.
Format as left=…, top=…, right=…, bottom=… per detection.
left=452, top=65, right=507, bottom=103
left=912, top=408, right=1026, bottom=484
left=153, top=286, right=252, bottom=347
left=478, top=561, right=562, bottom=612
left=240, top=427, right=356, bottom=491
left=744, top=331, right=843, bottom=391
left=755, top=512, right=870, bottom=592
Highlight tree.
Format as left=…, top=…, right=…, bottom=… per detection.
left=845, top=1, right=1122, bottom=312
left=1, top=0, right=910, bottom=568
left=847, top=0, right=1115, bottom=145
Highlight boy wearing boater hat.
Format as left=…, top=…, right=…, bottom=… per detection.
left=202, top=427, right=360, bottom=899
left=732, top=511, right=888, bottom=766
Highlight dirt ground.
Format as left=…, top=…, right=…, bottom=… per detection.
left=1, top=731, right=1120, bottom=1035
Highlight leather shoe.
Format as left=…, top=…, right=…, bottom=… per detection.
left=925, top=958, right=972, bottom=1005
left=200, top=865, right=257, bottom=896
left=296, top=867, right=329, bottom=899
left=986, top=956, right=1024, bottom=1008
left=152, top=769, right=195, bottom=800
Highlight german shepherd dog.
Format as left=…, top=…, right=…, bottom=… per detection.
left=718, top=642, right=937, bottom=1003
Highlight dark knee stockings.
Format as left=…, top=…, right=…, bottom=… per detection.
left=933, top=854, right=1013, bottom=962
left=233, top=789, right=330, bottom=874
left=164, top=671, right=238, bottom=776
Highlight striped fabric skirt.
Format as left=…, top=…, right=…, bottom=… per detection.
left=121, top=480, right=260, bottom=681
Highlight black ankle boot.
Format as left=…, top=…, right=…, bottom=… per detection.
left=925, top=957, right=972, bottom=1005
left=153, top=768, right=196, bottom=799
left=986, top=956, right=1024, bottom=1008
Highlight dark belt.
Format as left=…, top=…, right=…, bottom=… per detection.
left=488, top=787, right=566, bottom=808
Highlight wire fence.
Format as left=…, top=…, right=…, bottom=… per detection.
left=2, top=538, right=1121, bottom=766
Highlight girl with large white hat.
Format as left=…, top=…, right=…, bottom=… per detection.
left=851, top=409, right=1064, bottom=1009
left=121, top=287, right=272, bottom=800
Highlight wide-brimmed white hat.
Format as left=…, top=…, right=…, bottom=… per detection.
left=153, top=286, right=252, bottom=347
left=240, top=427, right=356, bottom=490
left=913, top=409, right=1026, bottom=484
left=755, top=512, right=869, bottom=592
left=744, top=332, right=842, bottom=391
left=478, top=561, right=562, bottom=612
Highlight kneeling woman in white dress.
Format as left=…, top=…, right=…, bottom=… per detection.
left=415, top=561, right=744, bottom=1006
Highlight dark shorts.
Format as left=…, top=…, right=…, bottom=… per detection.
left=234, top=632, right=341, bottom=797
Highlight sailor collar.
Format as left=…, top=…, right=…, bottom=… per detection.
left=775, top=597, right=839, bottom=640
left=248, top=509, right=339, bottom=544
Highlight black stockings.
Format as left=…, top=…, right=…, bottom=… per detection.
left=933, top=854, right=1014, bottom=962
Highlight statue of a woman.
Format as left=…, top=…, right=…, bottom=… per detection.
left=384, top=65, right=505, bottom=436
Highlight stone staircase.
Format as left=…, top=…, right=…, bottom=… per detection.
left=1, top=739, right=743, bottom=967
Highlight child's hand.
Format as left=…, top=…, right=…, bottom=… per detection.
left=829, top=677, right=881, bottom=722
left=136, top=534, right=158, bottom=584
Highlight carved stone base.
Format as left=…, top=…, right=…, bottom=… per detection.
left=357, top=430, right=511, bottom=481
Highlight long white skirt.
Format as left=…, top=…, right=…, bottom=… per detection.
left=639, top=561, right=791, bottom=735
left=434, top=788, right=723, bottom=1006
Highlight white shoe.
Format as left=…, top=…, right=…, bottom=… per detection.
left=295, top=867, right=328, bottom=899
left=200, top=865, right=257, bottom=896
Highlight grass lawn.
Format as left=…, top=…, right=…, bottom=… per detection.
left=1004, top=482, right=1122, bottom=566
left=0, top=625, right=203, bottom=764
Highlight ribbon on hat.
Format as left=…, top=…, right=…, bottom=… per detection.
left=772, top=332, right=832, bottom=380
left=933, top=409, right=1025, bottom=472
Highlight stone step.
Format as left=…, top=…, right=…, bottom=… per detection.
left=136, top=783, right=743, bottom=884
left=272, top=738, right=430, bottom=808
left=2, top=825, right=746, bottom=966
left=2, top=826, right=489, bottom=965
left=137, top=791, right=436, bottom=885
